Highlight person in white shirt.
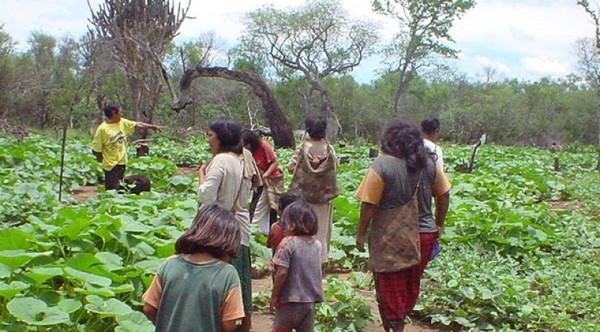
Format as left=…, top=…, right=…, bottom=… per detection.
left=421, top=117, right=444, bottom=171
left=197, top=117, right=261, bottom=332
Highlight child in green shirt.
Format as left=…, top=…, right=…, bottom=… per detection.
left=142, top=204, right=244, bottom=332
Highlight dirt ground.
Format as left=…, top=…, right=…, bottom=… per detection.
left=72, top=185, right=97, bottom=201
left=71, top=181, right=440, bottom=331
left=251, top=275, right=439, bottom=332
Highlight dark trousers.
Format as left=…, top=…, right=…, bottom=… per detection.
left=104, top=165, right=125, bottom=190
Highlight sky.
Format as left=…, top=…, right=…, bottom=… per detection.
left=0, top=0, right=596, bottom=83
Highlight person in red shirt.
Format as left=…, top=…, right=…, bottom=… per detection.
left=266, top=192, right=304, bottom=256
left=242, top=130, right=284, bottom=234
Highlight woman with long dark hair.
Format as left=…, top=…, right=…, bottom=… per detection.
left=355, top=118, right=451, bottom=332
left=198, top=117, right=261, bottom=332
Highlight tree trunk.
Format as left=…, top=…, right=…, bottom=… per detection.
left=321, top=99, right=341, bottom=144
left=393, top=63, right=413, bottom=114
left=173, top=66, right=295, bottom=148
left=305, top=76, right=340, bottom=143
left=592, top=87, right=600, bottom=171
left=597, top=103, right=600, bottom=171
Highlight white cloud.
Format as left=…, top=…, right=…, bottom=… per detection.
left=451, top=0, right=596, bottom=80
left=521, top=56, right=571, bottom=77
left=178, top=0, right=382, bottom=45
left=0, top=0, right=103, bottom=49
left=0, top=0, right=597, bottom=81
left=473, top=55, right=511, bottom=74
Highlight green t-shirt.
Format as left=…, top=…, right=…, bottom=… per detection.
left=92, top=118, right=136, bottom=170
left=152, top=256, right=243, bottom=332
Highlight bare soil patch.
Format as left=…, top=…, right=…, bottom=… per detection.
left=549, top=200, right=582, bottom=211
left=176, top=166, right=199, bottom=176
left=251, top=273, right=440, bottom=332
left=72, top=185, right=97, bottom=201
left=70, top=169, right=441, bottom=331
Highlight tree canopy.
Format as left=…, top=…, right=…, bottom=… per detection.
left=237, top=0, right=379, bottom=141
left=373, top=0, right=475, bottom=113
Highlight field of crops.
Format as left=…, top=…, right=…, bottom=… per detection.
left=0, top=135, right=598, bottom=331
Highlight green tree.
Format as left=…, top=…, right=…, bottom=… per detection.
left=372, top=0, right=475, bottom=113
left=576, top=0, right=600, bottom=170
left=238, top=0, right=379, bottom=142
left=0, top=25, right=16, bottom=119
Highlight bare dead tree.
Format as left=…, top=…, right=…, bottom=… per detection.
left=238, top=0, right=378, bottom=142
left=87, top=0, right=189, bottom=138
left=172, top=66, right=295, bottom=148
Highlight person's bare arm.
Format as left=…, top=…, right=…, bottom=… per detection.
left=287, top=146, right=300, bottom=173
left=262, top=160, right=279, bottom=186
left=92, top=150, right=103, bottom=162
left=142, top=303, right=157, bottom=324
left=221, top=319, right=242, bottom=332
left=270, top=266, right=289, bottom=311
left=263, top=160, right=278, bottom=178
left=434, top=191, right=450, bottom=237
left=135, top=122, right=166, bottom=131
left=198, top=163, right=207, bottom=185
left=356, top=202, right=378, bottom=252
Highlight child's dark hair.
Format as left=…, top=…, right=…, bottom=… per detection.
left=102, top=103, right=121, bottom=118
left=421, top=117, right=440, bottom=135
left=305, top=115, right=327, bottom=139
left=175, top=204, right=241, bottom=258
left=241, top=129, right=261, bottom=152
left=282, top=200, right=318, bottom=236
left=278, top=192, right=304, bottom=212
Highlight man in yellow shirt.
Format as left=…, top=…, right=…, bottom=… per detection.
left=92, top=103, right=165, bottom=190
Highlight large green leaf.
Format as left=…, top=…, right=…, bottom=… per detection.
left=64, top=267, right=112, bottom=287
left=75, top=286, right=115, bottom=297
left=0, top=228, right=35, bottom=250
left=121, top=220, right=154, bottom=233
left=0, top=281, right=30, bottom=299
left=115, top=311, right=154, bottom=332
left=56, top=207, right=93, bottom=240
left=65, top=253, right=102, bottom=271
left=0, top=250, right=52, bottom=271
left=0, top=263, right=11, bottom=279
left=7, top=297, right=70, bottom=326
left=85, top=295, right=132, bottom=316
left=22, top=267, right=63, bottom=284
left=58, top=298, right=82, bottom=314
left=95, top=252, right=124, bottom=271
left=135, top=258, right=163, bottom=272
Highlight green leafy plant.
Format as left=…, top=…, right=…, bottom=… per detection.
left=1, top=134, right=598, bottom=331
left=315, top=275, right=375, bottom=332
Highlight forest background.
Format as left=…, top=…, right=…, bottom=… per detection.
left=0, top=1, right=599, bottom=330
left=0, top=0, right=598, bottom=159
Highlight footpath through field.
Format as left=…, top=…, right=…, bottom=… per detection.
left=70, top=171, right=441, bottom=332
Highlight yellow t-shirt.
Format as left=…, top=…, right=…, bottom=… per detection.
left=92, top=118, right=136, bottom=170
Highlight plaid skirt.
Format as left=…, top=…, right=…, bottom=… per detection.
left=374, top=232, right=437, bottom=325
